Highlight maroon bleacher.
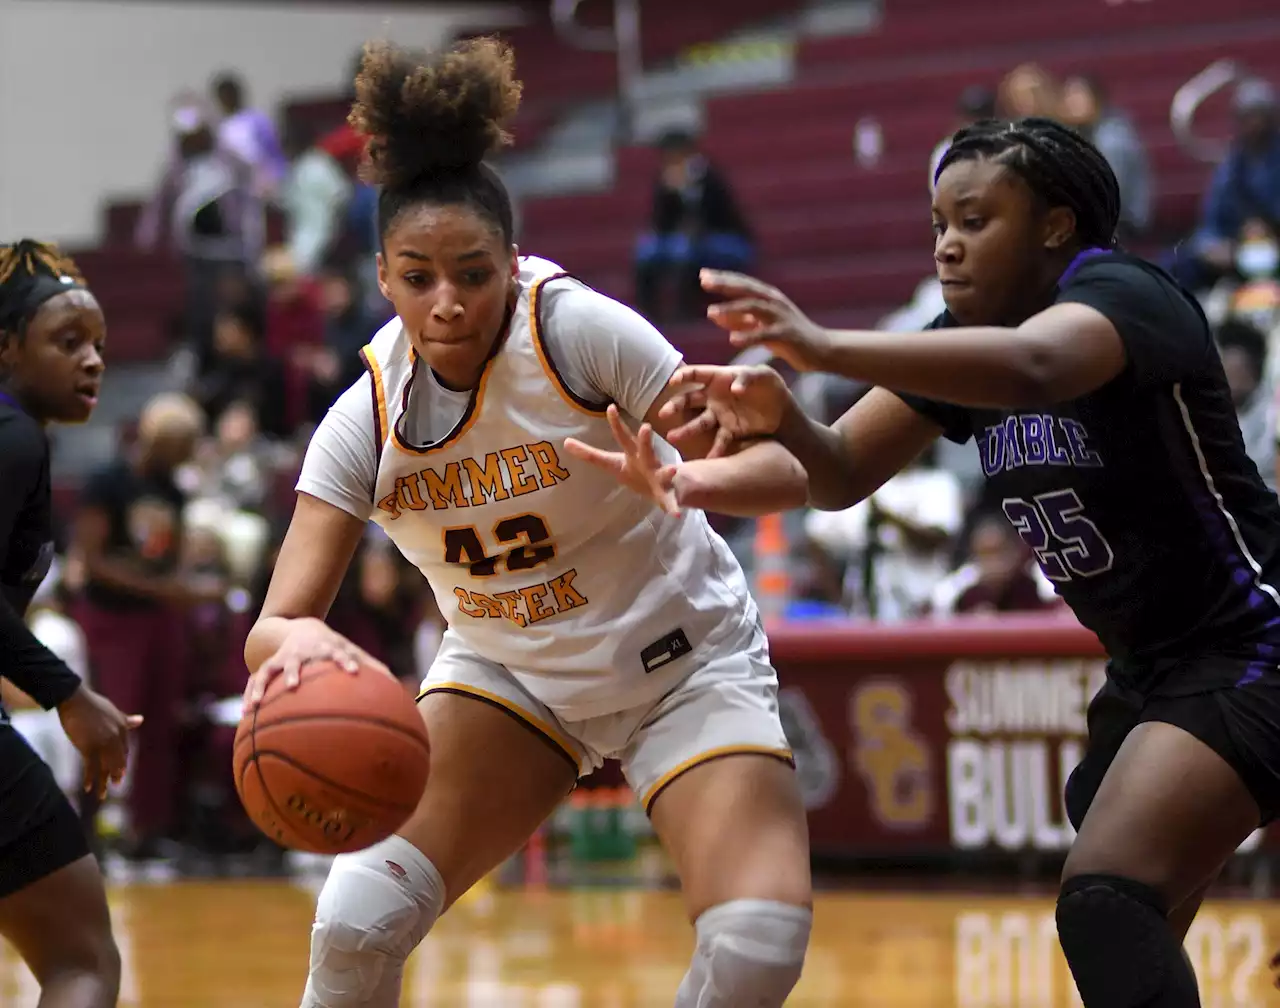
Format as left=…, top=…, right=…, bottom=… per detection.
left=85, top=0, right=1280, bottom=363
left=529, top=0, right=1280, bottom=329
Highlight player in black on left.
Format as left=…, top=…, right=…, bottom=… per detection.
left=0, top=240, right=141, bottom=1008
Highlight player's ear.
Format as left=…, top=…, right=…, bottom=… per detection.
left=1043, top=206, right=1076, bottom=250
left=376, top=252, right=392, bottom=303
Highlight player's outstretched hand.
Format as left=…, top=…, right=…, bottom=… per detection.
left=244, top=617, right=392, bottom=709
left=658, top=364, right=792, bottom=458
left=701, top=269, right=832, bottom=372
left=57, top=685, right=143, bottom=799
left=564, top=405, right=681, bottom=516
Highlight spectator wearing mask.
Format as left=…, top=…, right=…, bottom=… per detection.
left=136, top=100, right=264, bottom=342
left=931, top=513, right=1061, bottom=616
left=1059, top=75, right=1152, bottom=238
left=212, top=72, right=288, bottom=196
left=71, top=393, right=218, bottom=860
left=634, top=129, right=754, bottom=322
left=1192, top=78, right=1280, bottom=286
left=1216, top=317, right=1276, bottom=491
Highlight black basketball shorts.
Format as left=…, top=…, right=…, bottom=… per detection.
left=0, top=722, right=91, bottom=899
left=1065, top=661, right=1280, bottom=830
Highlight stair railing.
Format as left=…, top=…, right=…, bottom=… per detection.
left=551, top=0, right=643, bottom=137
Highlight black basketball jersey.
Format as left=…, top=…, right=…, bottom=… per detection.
left=897, top=252, right=1280, bottom=691
left=0, top=395, right=81, bottom=719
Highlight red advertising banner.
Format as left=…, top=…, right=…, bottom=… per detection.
left=770, top=614, right=1272, bottom=858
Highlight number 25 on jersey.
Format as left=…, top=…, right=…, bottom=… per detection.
left=1002, top=489, right=1115, bottom=583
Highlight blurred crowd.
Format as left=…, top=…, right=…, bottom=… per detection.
left=8, top=49, right=1280, bottom=866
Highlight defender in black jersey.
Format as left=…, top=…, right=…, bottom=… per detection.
left=0, top=241, right=139, bottom=1008
left=599, top=119, right=1269, bottom=1006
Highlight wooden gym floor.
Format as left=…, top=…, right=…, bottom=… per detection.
left=1, top=878, right=1277, bottom=1006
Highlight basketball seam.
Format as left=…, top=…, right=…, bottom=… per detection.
left=250, top=713, right=429, bottom=754
left=250, top=749, right=422, bottom=814
left=246, top=702, right=301, bottom=848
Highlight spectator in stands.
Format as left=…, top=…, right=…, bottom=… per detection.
left=278, top=119, right=352, bottom=279
left=72, top=393, right=217, bottom=861
left=1191, top=78, right=1280, bottom=288
left=930, top=512, right=1060, bottom=616
left=634, top=129, right=754, bottom=322
left=1059, top=75, right=1152, bottom=239
left=136, top=100, right=264, bottom=348
left=190, top=304, right=289, bottom=439
left=212, top=72, right=288, bottom=196
left=803, top=453, right=963, bottom=622
left=328, top=534, right=431, bottom=690
left=929, top=85, right=997, bottom=193
left=297, top=259, right=380, bottom=421
left=1216, top=317, right=1276, bottom=490
left=997, top=62, right=1060, bottom=120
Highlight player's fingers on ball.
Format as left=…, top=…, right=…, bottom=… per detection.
left=336, top=648, right=361, bottom=673
left=282, top=657, right=303, bottom=690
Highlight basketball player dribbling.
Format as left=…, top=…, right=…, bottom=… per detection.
left=242, top=39, right=814, bottom=1008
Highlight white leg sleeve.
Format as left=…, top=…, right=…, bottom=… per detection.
left=674, top=899, right=811, bottom=1008
left=300, top=835, right=446, bottom=1008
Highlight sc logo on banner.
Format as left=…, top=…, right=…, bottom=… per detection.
left=849, top=680, right=934, bottom=830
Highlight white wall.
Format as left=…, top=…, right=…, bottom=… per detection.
left=0, top=0, right=518, bottom=244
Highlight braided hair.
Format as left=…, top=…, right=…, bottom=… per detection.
left=350, top=37, right=522, bottom=244
left=935, top=118, right=1121, bottom=250
left=0, top=240, right=85, bottom=336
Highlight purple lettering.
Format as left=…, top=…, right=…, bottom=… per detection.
left=1020, top=415, right=1048, bottom=465
left=1059, top=419, right=1102, bottom=467
left=979, top=424, right=1006, bottom=477
left=1044, top=413, right=1072, bottom=465
left=1002, top=415, right=1025, bottom=470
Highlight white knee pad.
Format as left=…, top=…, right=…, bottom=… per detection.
left=300, top=835, right=446, bottom=1008
left=675, top=899, right=811, bottom=1008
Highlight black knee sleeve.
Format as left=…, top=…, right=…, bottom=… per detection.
left=1056, top=874, right=1199, bottom=1007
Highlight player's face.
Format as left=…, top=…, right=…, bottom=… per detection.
left=378, top=203, right=518, bottom=391
left=1, top=290, right=106, bottom=424
left=932, top=158, right=1070, bottom=326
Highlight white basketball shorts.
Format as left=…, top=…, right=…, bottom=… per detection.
left=417, top=625, right=793, bottom=812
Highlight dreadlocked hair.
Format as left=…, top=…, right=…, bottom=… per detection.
left=0, top=240, right=85, bottom=339
left=935, top=117, right=1122, bottom=250
left=350, top=36, right=522, bottom=244
left=0, top=240, right=83, bottom=291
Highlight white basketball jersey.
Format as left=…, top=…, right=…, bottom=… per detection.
left=363, top=257, right=756, bottom=717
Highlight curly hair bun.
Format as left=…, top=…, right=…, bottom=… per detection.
left=350, top=37, right=522, bottom=190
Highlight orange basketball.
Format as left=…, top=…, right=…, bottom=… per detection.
left=233, top=661, right=430, bottom=855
